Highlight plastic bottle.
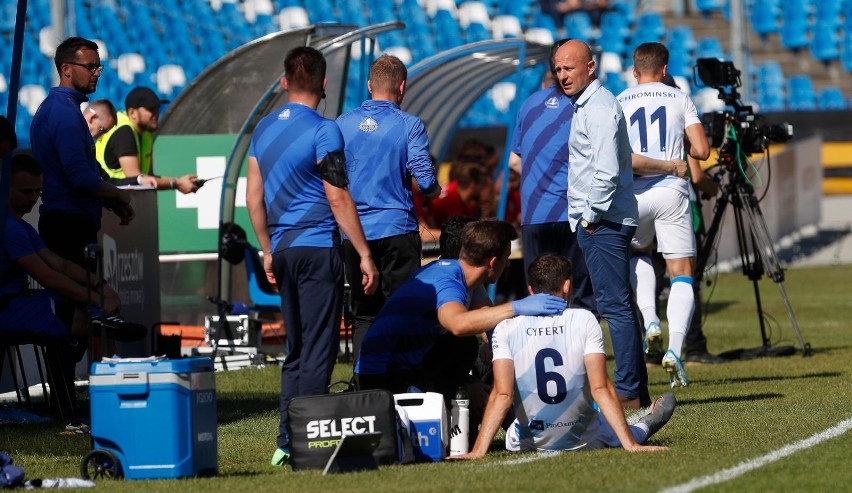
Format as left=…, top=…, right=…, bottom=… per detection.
left=449, top=386, right=470, bottom=456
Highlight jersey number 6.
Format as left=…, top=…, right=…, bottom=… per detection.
left=535, top=348, right=567, bottom=404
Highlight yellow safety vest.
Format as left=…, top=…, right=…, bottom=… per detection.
left=95, top=111, right=154, bottom=179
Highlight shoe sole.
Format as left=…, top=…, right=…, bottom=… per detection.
left=645, top=333, right=664, bottom=361
left=662, top=358, right=690, bottom=388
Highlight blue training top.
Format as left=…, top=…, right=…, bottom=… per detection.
left=355, top=259, right=469, bottom=375
left=30, top=87, right=104, bottom=226
left=336, top=100, right=438, bottom=240
left=250, top=103, right=346, bottom=252
left=1, top=214, right=45, bottom=296
left=512, top=85, right=573, bottom=226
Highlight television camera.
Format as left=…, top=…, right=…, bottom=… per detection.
left=695, top=58, right=793, bottom=161
left=691, top=58, right=810, bottom=358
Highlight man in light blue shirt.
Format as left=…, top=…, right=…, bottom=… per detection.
left=554, top=39, right=650, bottom=409
left=336, top=55, right=441, bottom=359
left=509, top=39, right=596, bottom=316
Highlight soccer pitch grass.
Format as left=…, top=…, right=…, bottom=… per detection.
left=2, top=265, right=851, bottom=492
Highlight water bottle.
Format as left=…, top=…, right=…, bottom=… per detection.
left=449, top=386, right=470, bottom=456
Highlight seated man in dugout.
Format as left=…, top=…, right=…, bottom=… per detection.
left=0, top=153, right=146, bottom=346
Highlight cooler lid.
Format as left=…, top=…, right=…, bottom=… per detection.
left=90, top=357, right=214, bottom=375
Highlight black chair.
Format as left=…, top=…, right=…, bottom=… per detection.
left=0, top=333, right=75, bottom=421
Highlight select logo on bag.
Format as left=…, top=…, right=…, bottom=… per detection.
left=305, top=416, right=378, bottom=448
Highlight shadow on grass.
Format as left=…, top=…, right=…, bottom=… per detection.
left=678, top=392, right=784, bottom=406
left=703, top=300, right=737, bottom=314
left=217, top=394, right=279, bottom=425
left=698, top=371, right=842, bottom=386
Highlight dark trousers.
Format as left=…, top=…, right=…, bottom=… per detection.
left=38, top=210, right=98, bottom=417
left=343, top=231, right=421, bottom=361
left=273, top=246, right=344, bottom=449
left=578, top=220, right=650, bottom=406
left=522, top=221, right=598, bottom=317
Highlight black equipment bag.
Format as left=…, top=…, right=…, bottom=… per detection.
left=288, top=388, right=413, bottom=471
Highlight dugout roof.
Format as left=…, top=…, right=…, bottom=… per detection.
left=403, top=39, right=551, bottom=162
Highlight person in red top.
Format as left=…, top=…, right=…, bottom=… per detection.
left=425, top=162, right=487, bottom=228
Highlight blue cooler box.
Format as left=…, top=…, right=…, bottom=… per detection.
left=89, top=357, right=217, bottom=479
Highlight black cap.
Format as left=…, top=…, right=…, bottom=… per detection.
left=125, top=86, right=168, bottom=111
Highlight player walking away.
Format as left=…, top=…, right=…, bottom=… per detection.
left=616, top=42, right=710, bottom=387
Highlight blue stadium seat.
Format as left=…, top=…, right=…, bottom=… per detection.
left=756, top=61, right=784, bottom=87
left=750, top=0, right=779, bottom=39
left=786, top=75, right=816, bottom=110
left=668, top=25, right=697, bottom=52
left=564, top=11, right=597, bottom=43
left=842, top=32, right=852, bottom=72
left=603, top=72, right=627, bottom=96
left=1, top=2, right=18, bottom=33
left=530, top=11, right=559, bottom=39
left=780, top=0, right=809, bottom=51
left=339, top=0, right=367, bottom=26
left=667, top=44, right=693, bottom=78
left=306, top=0, right=337, bottom=23
left=635, top=12, right=665, bottom=41
left=818, top=87, right=846, bottom=109
left=497, top=0, right=529, bottom=20
left=757, top=89, right=786, bottom=112
left=434, top=10, right=463, bottom=51
left=696, top=37, right=725, bottom=60
left=810, top=22, right=840, bottom=63
left=610, top=0, right=636, bottom=21
left=695, top=0, right=726, bottom=16
left=814, top=0, right=841, bottom=29
left=600, top=9, right=630, bottom=40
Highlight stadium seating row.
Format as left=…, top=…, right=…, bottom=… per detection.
left=2, top=0, right=851, bottom=146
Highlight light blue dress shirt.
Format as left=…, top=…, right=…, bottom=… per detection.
left=566, top=79, right=638, bottom=230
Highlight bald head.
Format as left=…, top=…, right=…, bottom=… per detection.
left=84, top=99, right=117, bottom=140
left=553, top=40, right=596, bottom=97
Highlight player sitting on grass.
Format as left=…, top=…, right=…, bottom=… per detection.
left=451, top=253, right=675, bottom=458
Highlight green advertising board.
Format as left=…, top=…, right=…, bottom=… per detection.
left=153, top=134, right=253, bottom=253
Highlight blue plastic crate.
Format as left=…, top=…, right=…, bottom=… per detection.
left=88, top=357, right=217, bottom=480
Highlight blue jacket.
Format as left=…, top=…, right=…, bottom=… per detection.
left=31, top=87, right=104, bottom=226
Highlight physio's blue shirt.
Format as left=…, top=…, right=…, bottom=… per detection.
left=512, top=86, right=572, bottom=225
left=250, top=103, right=346, bottom=252
left=355, top=259, right=468, bottom=375
left=336, top=100, right=438, bottom=240
left=30, top=87, right=104, bottom=225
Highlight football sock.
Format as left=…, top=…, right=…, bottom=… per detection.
left=667, top=276, right=695, bottom=355
left=630, top=254, right=659, bottom=328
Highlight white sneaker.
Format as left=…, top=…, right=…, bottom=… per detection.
left=643, top=322, right=663, bottom=360
left=662, top=349, right=690, bottom=388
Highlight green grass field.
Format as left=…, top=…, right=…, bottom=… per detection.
left=3, top=265, right=851, bottom=492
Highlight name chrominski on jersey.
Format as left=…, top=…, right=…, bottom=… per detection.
left=618, top=91, right=678, bottom=101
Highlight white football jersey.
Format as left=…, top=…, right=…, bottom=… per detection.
left=492, top=308, right=605, bottom=452
left=617, top=81, right=702, bottom=191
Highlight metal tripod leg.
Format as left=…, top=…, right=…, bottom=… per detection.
left=739, top=192, right=811, bottom=355
left=695, top=177, right=811, bottom=357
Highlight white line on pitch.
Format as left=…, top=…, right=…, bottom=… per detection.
left=491, top=451, right=562, bottom=467
left=661, top=417, right=852, bottom=493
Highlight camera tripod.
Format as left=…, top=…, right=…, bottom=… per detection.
left=694, top=164, right=812, bottom=358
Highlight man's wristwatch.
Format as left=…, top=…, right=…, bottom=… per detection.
left=580, top=219, right=591, bottom=229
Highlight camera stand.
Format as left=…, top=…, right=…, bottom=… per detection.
left=695, top=169, right=811, bottom=359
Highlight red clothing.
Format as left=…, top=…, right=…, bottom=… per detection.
left=424, top=181, right=478, bottom=228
